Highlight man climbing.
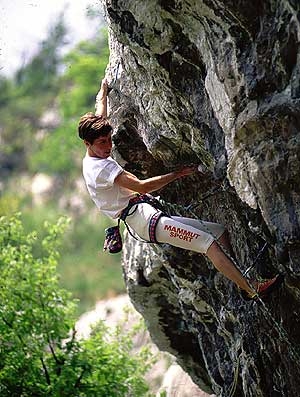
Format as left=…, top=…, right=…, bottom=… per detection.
left=78, top=77, right=281, bottom=300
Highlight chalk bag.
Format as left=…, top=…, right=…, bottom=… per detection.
left=103, top=225, right=122, bottom=254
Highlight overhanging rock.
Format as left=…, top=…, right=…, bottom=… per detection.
left=100, top=1, right=300, bottom=395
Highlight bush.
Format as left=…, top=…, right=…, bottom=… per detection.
left=0, top=214, right=153, bottom=396
left=19, top=204, right=125, bottom=315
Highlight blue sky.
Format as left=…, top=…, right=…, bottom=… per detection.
left=0, top=0, right=103, bottom=76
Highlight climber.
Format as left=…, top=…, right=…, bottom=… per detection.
left=78, top=77, right=282, bottom=300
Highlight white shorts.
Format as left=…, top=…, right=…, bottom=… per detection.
left=125, top=203, right=225, bottom=254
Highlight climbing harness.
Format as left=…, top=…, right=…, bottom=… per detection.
left=103, top=193, right=169, bottom=254
left=148, top=210, right=164, bottom=243
left=102, top=193, right=168, bottom=253
left=119, top=193, right=168, bottom=243
left=119, top=193, right=165, bottom=220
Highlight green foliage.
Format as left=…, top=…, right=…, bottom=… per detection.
left=19, top=203, right=125, bottom=315
left=0, top=13, right=110, bottom=178
left=15, top=12, right=67, bottom=96
left=57, top=213, right=125, bottom=315
left=0, top=15, right=67, bottom=175
left=29, top=28, right=110, bottom=176
left=0, top=214, right=154, bottom=396
left=0, top=214, right=76, bottom=395
left=0, top=193, right=20, bottom=216
left=0, top=8, right=125, bottom=343
left=0, top=76, right=13, bottom=107
left=61, top=30, right=109, bottom=116
left=79, top=321, right=154, bottom=396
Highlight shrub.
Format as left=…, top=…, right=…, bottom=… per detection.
left=0, top=214, right=153, bottom=396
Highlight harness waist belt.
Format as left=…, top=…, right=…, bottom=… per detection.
left=119, top=194, right=167, bottom=244
left=119, top=194, right=164, bottom=221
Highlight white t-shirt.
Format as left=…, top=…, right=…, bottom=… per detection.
left=82, top=154, right=135, bottom=219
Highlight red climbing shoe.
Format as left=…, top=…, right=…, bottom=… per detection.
left=241, top=274, right=284, bottom=301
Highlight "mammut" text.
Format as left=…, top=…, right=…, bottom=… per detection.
left=164, top=224, right=200, bottom=242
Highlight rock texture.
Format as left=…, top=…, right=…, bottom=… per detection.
left=101, top=1, right=300, bottom=396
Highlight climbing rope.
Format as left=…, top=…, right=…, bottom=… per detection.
left=242, top=242, right=268, bottom=278
left=228, top=351, right=240, bottom=397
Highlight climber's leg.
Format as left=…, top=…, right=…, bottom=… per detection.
left=205, top=241, right=254, bottom=294
left=156, top=216, right=264, bottom=296
left=172, top=215, right=235, bottom=256
left=171, top=216, right=225, bottom=243
left=156, top=216, right=254, bottom=293
left=156, top=216, right=219, bottom=253
left=129, top=211, right=279, bottom=297
left=217, top=230, right=231, bottom=251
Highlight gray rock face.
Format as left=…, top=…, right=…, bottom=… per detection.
left=101, top=1, right=300, bottom=395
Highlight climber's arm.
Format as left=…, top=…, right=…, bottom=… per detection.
left=115, top=167, right=196, bottom=194
left=95, top=78, right=108, bottom=118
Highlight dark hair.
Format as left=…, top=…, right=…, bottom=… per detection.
left=78, top=112, right=113, bottom=144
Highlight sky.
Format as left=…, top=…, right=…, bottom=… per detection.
left=0, top=0, right=104, bottom=76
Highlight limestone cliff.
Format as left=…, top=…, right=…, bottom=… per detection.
left=100, top=1, right=300, bottom=396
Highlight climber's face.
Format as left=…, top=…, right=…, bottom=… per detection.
left=85, top=132, right=112, bottom=158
